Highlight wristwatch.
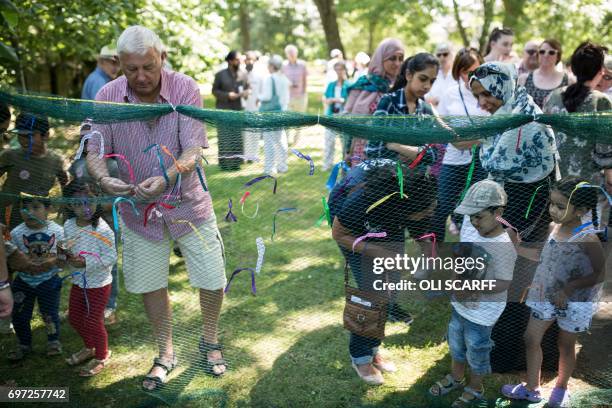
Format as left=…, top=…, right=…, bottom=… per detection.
left=0, top=280, right=10, bottom=291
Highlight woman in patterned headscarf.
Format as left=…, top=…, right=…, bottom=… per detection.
left=466, top=61, right=557, bottom=241
left=343, top=38, right=404, bottom=167
left=467, top=62, right=558, bottom=376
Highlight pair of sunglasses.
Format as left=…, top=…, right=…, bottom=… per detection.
left=468, top=65, right=510, bottom=81
left=525, top=49, right=538, bottom=56
left=386, top=55, right=404, bottom=62
left=539, top=49, right=558, bottom=56
left=436, top=52, right=449, bottom=58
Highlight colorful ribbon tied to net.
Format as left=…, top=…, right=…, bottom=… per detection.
left=79, top=229, right=113, bottom=248
left=225, top=199, right=238, bottom=223
left=408, top=145, right=432, bottom=169
left=366, top=192, right=403, bottom=214
left=104, top=154, right=136, bottom=184
left=495, top=216, right=521, bottom=242
left=143, top=202, right=176, bottom=227
left=326, top=161, right=349, bottom=191
left=161, top=173, right=182, bottom=204
left=291, top=149, right=315, bottom=175
left=244, top=175, right=277, bottom=194
left=218, top=154, right=260, bottom=162
left=416, top=233, right=437, bottom=258
left=315, top=197, right=332, bottom=227
left=255, top=237, right=265, bottom=274
left=352, top=232, right=387, bottom=253
left=396, top=160, right=406, bottom=198
left=195, top=162, right=208, bottom=192
left=240, top=191, right=259, bottom=219
left=224, top=268, right=256, bottom=295
left=143, top=143, right=170, bottom=185
left=524, top=184, right=546, bottom=219
left=112, top=197, right=140, bottom=233
left=570, top=221, right=608, bottom=242
left=172, top=219, right=210, bottom=250
left=58, top=269, right=90, bottom=314
left=271, top=208, right=297, bottom=241
left=75, top=130, right=105, bottom=160
left=160, top=145, right=189, bottom=173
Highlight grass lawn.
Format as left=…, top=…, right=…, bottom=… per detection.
left=0, top=91, right=607, bottom=407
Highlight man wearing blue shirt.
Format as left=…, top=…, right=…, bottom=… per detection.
left=81, top=45, right=119, bottom=100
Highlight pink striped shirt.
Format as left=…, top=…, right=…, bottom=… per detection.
left=89, top=69, right=212, bottom=241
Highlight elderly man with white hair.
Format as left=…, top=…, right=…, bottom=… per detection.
left=282, top=44, right=308, bottom=145
left=86, top=25, right=227, bottom=390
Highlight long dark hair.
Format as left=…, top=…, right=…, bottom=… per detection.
left=485, top=27, right=514, bottom=56
left=562, top=41, right=606, bottom=112
left=391, top=53, right=440, bottom=92
left=553, top=176, right=599, bottom=228
left=63, top=179, right=103, bottom=229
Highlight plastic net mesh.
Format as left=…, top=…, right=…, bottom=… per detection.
left=0, top=88, right=610, bottom=408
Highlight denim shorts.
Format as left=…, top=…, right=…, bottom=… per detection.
left=447, top=307, right=494, bottom=375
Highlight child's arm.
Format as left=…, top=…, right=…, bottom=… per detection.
left=554, top=237, right=606, bottom=308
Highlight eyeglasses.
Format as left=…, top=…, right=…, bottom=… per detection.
left=539, top=49, right=558, bottom=56
left=525, top=49, right=537, bottom=56
left=386, top=55, right=404, bottom=62
left=436, top=52, right=449, bottom=58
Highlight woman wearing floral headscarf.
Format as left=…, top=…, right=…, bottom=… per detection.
left=467, top=62, right=558, bottom=377
left=343, top=38, right=404, bottom=167
left=467, top=62, right=557, bottom=241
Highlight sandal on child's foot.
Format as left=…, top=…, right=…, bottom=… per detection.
left=141, top=354, right=178, bottom=392
left=429, top=374, right=464, bottom=396
left=47, top=340, right=63, bottom=356
left=548, top=386, right=570, bottom=408
left=79, top=350, right=111, bottom=377
left=66, top=348, right=95, bottom=366
left=8, top=345, right=32, bottom=362
left=199, top=339, right=227, bottom=377
left=451, top=386, right=484, bottom=408
left=501, top=383, right=542, bottom=402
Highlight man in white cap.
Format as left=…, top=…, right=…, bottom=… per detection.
left=425, top=42, right=455, bottom=107
left=81, top=45, right=120, bottom=100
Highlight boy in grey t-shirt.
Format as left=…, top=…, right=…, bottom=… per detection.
left=429, top=180, right=517, bottom=406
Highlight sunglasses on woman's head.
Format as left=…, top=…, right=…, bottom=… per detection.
left=539, top=49, right=557, bottom=56
left=386, top=55, right=404, bottom=62
left=436, top=52, right=449, bottom=58
left=468, top=66, right=510, bottom=81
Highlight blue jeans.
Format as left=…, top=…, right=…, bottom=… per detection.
left=447, top=307, right=494, bottom=375
left=431, top=159, right=487, bottom=242
left=105, top=263, right=118, bottom=310
left=11, top=275, right=62, bottom=347
left=343, top=248, right=382, bottom=365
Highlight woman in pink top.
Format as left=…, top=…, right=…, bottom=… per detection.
left=343, top=38, right=404, bottom=167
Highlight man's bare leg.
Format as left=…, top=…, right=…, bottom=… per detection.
left=200, top=288, right=225, bottom=375
left=142, top=288, right=174, bottom=389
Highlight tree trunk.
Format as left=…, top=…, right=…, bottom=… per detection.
left=238, top=0, right=250, bottom=51
left=312, top=0, right=344, bottom=55
left=479, top=0, right=495, bottom=55
left=452, top=0, right=470, bottom=47
left=502, top=0, right=526, bottom=31
left=367, top=20, right=376, bottom=56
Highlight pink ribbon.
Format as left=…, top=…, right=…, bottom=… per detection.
left=352, top=232, right=387, bottom=253
left=495, top=216, right=521, bottom=242
left=416, top=232, right=437, bottom=258
left=104, top=153, right=135, bottom=184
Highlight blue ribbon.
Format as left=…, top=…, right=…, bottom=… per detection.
left=224, top=267, right=256, bottom=295
left=291, top=149, right=315, bottom=176
left=272, top=207, right=297, bottom=240
left=57, top=270, right=90, bottom=315
left=195, top=163, right=208, bottom=192
left=326, top=161, right=348, bottom=191
left=144, top=144, right=170, bottom=186
left=225, top=199, right=237, bottom=222
left=112, top=197, right=140, bottom=233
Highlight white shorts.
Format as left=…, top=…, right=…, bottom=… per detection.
left=527, top=300, right=596, bottom=333
left=121, top=215, right=226, bottom=294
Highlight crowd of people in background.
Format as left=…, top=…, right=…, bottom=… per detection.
left=0, top=23, right=610, bottom=408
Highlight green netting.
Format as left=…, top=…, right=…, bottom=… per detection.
left=1, top=88, right=611, bottom=144
left=0, top=88, right=610, bottom=408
